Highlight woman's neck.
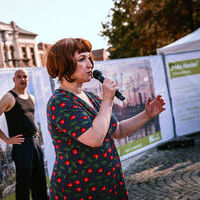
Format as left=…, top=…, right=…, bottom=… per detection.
left=59, top=81, right=83, bottom=95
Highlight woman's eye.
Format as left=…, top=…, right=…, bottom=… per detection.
left=79, top=58, right=85, bottom=62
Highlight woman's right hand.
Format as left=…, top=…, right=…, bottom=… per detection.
left=102, top=78, right=119, bottom=103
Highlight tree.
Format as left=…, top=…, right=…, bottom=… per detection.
left=101, top=0, right=200, bottom=58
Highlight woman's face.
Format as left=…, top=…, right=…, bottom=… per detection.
left=71, top=51, right=93, bottom=83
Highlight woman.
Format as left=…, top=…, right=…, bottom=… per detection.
left=46, top=38, right=165, bottom=200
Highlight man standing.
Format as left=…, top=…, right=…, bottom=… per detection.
left=0, top=69, right=48, bottom=200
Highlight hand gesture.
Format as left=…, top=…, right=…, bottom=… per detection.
left=6, top=134, right=24, bottom=144
left=145, top=95, right=166, bottom=120
left=102, top=78, right=119, bottom=102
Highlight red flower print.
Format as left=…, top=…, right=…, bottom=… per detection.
left=98, top=168, right=103, bottom=173
left=76, top=187, right=82, bottom=192
left=94, top=115, right=97, bottom=118
left=119, top=181, right=124, bottom=185
left=104, top=138, right=109, bottom=142
left=67, top=182, right=73, bottom=187
left=88, top=196, right=93, bottom=200
left=50, top=188, right=52, bottom=193
left=82, top=116, right=88, bottom=119
left=51, top=114, right=55, bottom=120
left=62, top=188, right=64, bottom=192
left=78, top=160, right=84, bottom=165
left=61, top=91, right=66, bottom=94
left=55, top=145, right=59, bottom=149
left=60, top=119, right=64, bottom=125
left=87, top=168, right=92, bottom=173
left=72, top=105, right=78, bottom=108
left=72, top=149, right=78, bottom=154
left=116, top=163, right=120, bottom=167
left=112, top=167, right=115, bottom=172
left=56, top=139, right=61, bottom=143
left=107, top=171, right=111, bottom=176
left=108, top=148, right=112, bottom=153
left=114, top=191, right=117, bottom=195
left=101, top=186, right=106, bottom=191
left=55, top=161, right=58, bottom=165
left=74, top=170, right=78, bottom=174
left=83, top=177, right=89, bottom=182
left=55, top=195, right=58, bottom=200
left=65, top=161, right=70, bottom=166
left=60, top=155, right=63, bottom=159
left=93, top=154, right=99, bottom=159
left=113, top=122, right=117, bottom=127
left=53, top=171, right=56, bottom=176
left=113, top=174, right=116, bottom=179
left=72, top=132, right=76, bottom=137
left=51, top=106, right=55, bottom=111
left=103, top=152, right=107, bottom=157
left=47, top=112, right=49, bottom=117
left=75, top=180, right=80, bottom=185
left=70, top=115, right=76, bottom=120
left=57, top=178, right=61, bottom=183
left=108, top=189, right=112, bottom=193
left=114, top=185, right=117, bottom=189
left=63, top=128, right=67, bottom=133
left=126, top=191, right=129, bottom=195
left=110, top=156, right=114, bottom=160
left=81, top=128, right=86, bottom=133
left=91, top=186, right=96, bottom=191
left=64, top=196, right=67, bottom=200
left=60, top=102, right=66, bottom=107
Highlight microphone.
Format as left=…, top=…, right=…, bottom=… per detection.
left=93, top=70, right=125, bottom=101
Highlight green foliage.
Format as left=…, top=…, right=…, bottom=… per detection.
left=101, top=0, right=200, bottom=58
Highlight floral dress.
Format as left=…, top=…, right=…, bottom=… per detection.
left=47, top=89, right=129, bottom=200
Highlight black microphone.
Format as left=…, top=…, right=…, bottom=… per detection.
left=93, top=70, right=125, bottom=101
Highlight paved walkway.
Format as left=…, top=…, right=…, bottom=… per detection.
left=122, top=133, right=200, bottom=200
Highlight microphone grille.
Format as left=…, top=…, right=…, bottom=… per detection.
left=93, top=70, right=102, bottom=79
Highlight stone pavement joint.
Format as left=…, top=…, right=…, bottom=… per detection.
left=122, top=133, right=200, bottom=200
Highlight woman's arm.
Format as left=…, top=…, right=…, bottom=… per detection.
left=77, top=79, right=118, bottom=147
left=112, top=95, right=166, bottom=139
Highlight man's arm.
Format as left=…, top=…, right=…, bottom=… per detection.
left=0, top=93, right=24, bottom=144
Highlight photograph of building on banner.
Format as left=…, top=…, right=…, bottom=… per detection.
left=84, top=59, right=162, bottom=157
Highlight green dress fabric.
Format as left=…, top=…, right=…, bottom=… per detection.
left=47, top=89, right=129, bottom=200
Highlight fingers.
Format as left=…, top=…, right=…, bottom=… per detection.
left=103, top=78, right=119, bottom=90
left=11, top=135, right=25, bottom=144
left=156, top=95, right=166, bottom=106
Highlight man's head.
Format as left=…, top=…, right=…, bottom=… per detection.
left=13, top=69, right=29, bottom=90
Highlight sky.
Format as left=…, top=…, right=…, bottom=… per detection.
left=0, top=0, right=114, bottom=50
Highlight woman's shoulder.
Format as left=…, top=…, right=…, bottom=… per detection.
left=47, top=89, right=76, bottom=108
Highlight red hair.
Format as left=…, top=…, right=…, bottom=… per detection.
left=46, top=38, right=93, bottom=82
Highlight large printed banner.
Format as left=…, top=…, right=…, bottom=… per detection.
left=164, top=51, right=200, bottom=136
left=0, top=67, right=52, bottom=198
left=83, top=56, right=173, bottom=160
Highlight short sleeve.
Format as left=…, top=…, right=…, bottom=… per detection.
left=48, top=97, right=93, bottom=139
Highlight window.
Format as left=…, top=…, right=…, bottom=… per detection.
left=30, top=47, right=36, bottom=66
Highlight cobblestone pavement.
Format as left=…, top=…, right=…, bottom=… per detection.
left=122, top=134, right=200, bottom=200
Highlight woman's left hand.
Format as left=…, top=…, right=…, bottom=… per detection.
left=145, top=95, right=166, bottom=120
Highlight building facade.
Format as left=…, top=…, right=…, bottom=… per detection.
left=0, top=21, right=41, bottom=68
